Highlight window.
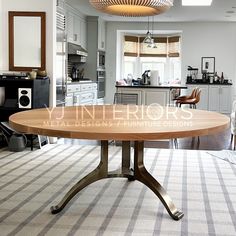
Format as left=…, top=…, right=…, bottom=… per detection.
left=122, top=35, right=181, bottom=84
left=140, top=57, right=166, bottom=83
left=124, top=56, right=136, bottom=78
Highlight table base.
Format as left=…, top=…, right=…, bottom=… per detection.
left=50, top=141, right=184, bottom=221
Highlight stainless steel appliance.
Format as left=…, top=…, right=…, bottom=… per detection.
left=97, top=69, right=105, bottom=98
left=97, top=51, right=105, bottom=69
left=141, top=70, right=150, bottom=85
left=56, top=5, right=67, bottom=107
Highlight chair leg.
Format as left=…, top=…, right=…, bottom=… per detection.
left=234, top=135, right=236, bottom=151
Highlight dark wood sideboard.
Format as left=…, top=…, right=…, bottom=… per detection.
left=0, top=77, right=49, bottom=122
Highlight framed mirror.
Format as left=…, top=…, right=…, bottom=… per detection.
left=9, top=11, right=46, bottom=71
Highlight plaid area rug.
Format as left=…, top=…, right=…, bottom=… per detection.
left=0, top=144, right=236, bottom=236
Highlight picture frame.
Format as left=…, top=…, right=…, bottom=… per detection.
left=201, top=57, right=215, bottom=74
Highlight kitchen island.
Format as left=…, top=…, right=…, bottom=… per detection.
left=116, top=84, right=187, bottom=106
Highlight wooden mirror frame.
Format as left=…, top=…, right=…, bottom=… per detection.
left=9, top=11, right=46, bottom=71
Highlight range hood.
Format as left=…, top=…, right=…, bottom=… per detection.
left=68, top=42, right=88, bottom=57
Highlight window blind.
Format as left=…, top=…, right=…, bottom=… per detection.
left=124, top=35, right=180, bottom=58
left=140, top=37, right=167, bottom=57
left=124, top=36, right=138, bottom=57
left=168, top=36, right=180, bottom=57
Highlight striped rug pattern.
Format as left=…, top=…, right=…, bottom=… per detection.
left=0, top=144, right=236, bottom=236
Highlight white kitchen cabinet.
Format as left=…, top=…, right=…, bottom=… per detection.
left=66, top=9, right=87, bottom=48
left=73, top=16, right=81, bottom=45
left=98, top=18, right=106, bottom=51
left=209, top=86, right=220, bottom=112
left=209, top=85, right=231, bottom=113
left=80, top=19, right=87, bottom=49
left=145, top=90, right=170, bottom=106
left=116, top=87, right=171, bottom=106
left=67, top=12, right=74, bottom=43
left=187, top=85, right=208, bottom=110
left=66, top=83, right=97, bottom=106
left=65, top=93, right=74, bottom=106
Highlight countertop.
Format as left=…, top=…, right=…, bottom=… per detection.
left=186, top=82, right=232, bottom=86
left=67, top=80, right=96, bottom=84
left=116, top=84, right=188, bottom=89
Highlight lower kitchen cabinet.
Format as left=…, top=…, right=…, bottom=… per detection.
left=144, top=89, right=170, bottom=106
left=187, top=84, right=232, bottom=113
left=65, top=93, right=74, bottom=106
left=66, top=82, right=97, bottom=106
left=116, top=87, right=170, bottom=106
left=209, top=85, right=231, bottom=113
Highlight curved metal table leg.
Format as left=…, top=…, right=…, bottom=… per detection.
left=134, top=141, right=184, bottom=221
left=51, top=141, right=109, bottom=214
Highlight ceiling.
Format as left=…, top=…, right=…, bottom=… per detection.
left=66, top=0, right=236, bottom=22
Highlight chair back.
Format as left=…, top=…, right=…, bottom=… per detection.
left=113, top=93, right=138, bottom=105
left=194, top=89, right=201, bottom=104
left=190, top=87, right=199, bottom=99
left=232, top=100, right=236, bottom=112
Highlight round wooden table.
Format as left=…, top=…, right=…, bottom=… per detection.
left=9, top=105, right=230, bottom=220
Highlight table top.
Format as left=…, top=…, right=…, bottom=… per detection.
left=9, top=105, right=230, bottom=141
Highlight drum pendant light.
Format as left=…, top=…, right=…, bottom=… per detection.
left=89, top=0, right=174, bottom=17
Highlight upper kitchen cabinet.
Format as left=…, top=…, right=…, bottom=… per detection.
left=65, top=5, right=87, bottom=49
left=98, top=18, right=106, bottom=51
left=87, top=16, right=106, bottom=51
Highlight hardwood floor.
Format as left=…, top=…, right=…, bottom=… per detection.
left=58, top=128, right=232, bottom=151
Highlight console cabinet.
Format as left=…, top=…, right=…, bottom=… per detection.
left=0, top=78, right=49, bottom=121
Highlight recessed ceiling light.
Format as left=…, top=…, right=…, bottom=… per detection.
left=182, top=0, right=213, bottom=6
left=226, top=10, right=235, bottom=14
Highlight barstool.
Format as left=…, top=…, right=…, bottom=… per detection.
left=176, top=88, right=201, bottom=109
left=174, top=88, right=201, bottom=147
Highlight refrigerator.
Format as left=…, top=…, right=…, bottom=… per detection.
left=56, top=8, right=67, bottom=107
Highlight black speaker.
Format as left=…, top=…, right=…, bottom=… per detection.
left=18, top=88, right=32, bottom=109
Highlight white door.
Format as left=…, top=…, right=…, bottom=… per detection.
left=220, top=86, right=231, bottom=113
left=197, top=85, right=209, bottom=110
left=209, top=86, right=220, bottom=112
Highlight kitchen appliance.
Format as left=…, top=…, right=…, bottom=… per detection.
left=97, top=51, right=105, bottom=69
left=68, top=42, right=88, bottom=63
left=187, top=66, right=198, bottom=82
left=18, top=88, right=32, bottom=109
left=150, top=70, right=160, bottom=86
left=56, top=4, right=67, bottom=107
left=97, top=69, right=105, bottom=98
left=141, top=70, right=150, bottom=85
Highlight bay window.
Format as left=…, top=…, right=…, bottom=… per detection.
left=123, top=35, right=181, bottom=84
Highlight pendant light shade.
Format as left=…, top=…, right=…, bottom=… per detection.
left=89, top=0, right=174, bottom=17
